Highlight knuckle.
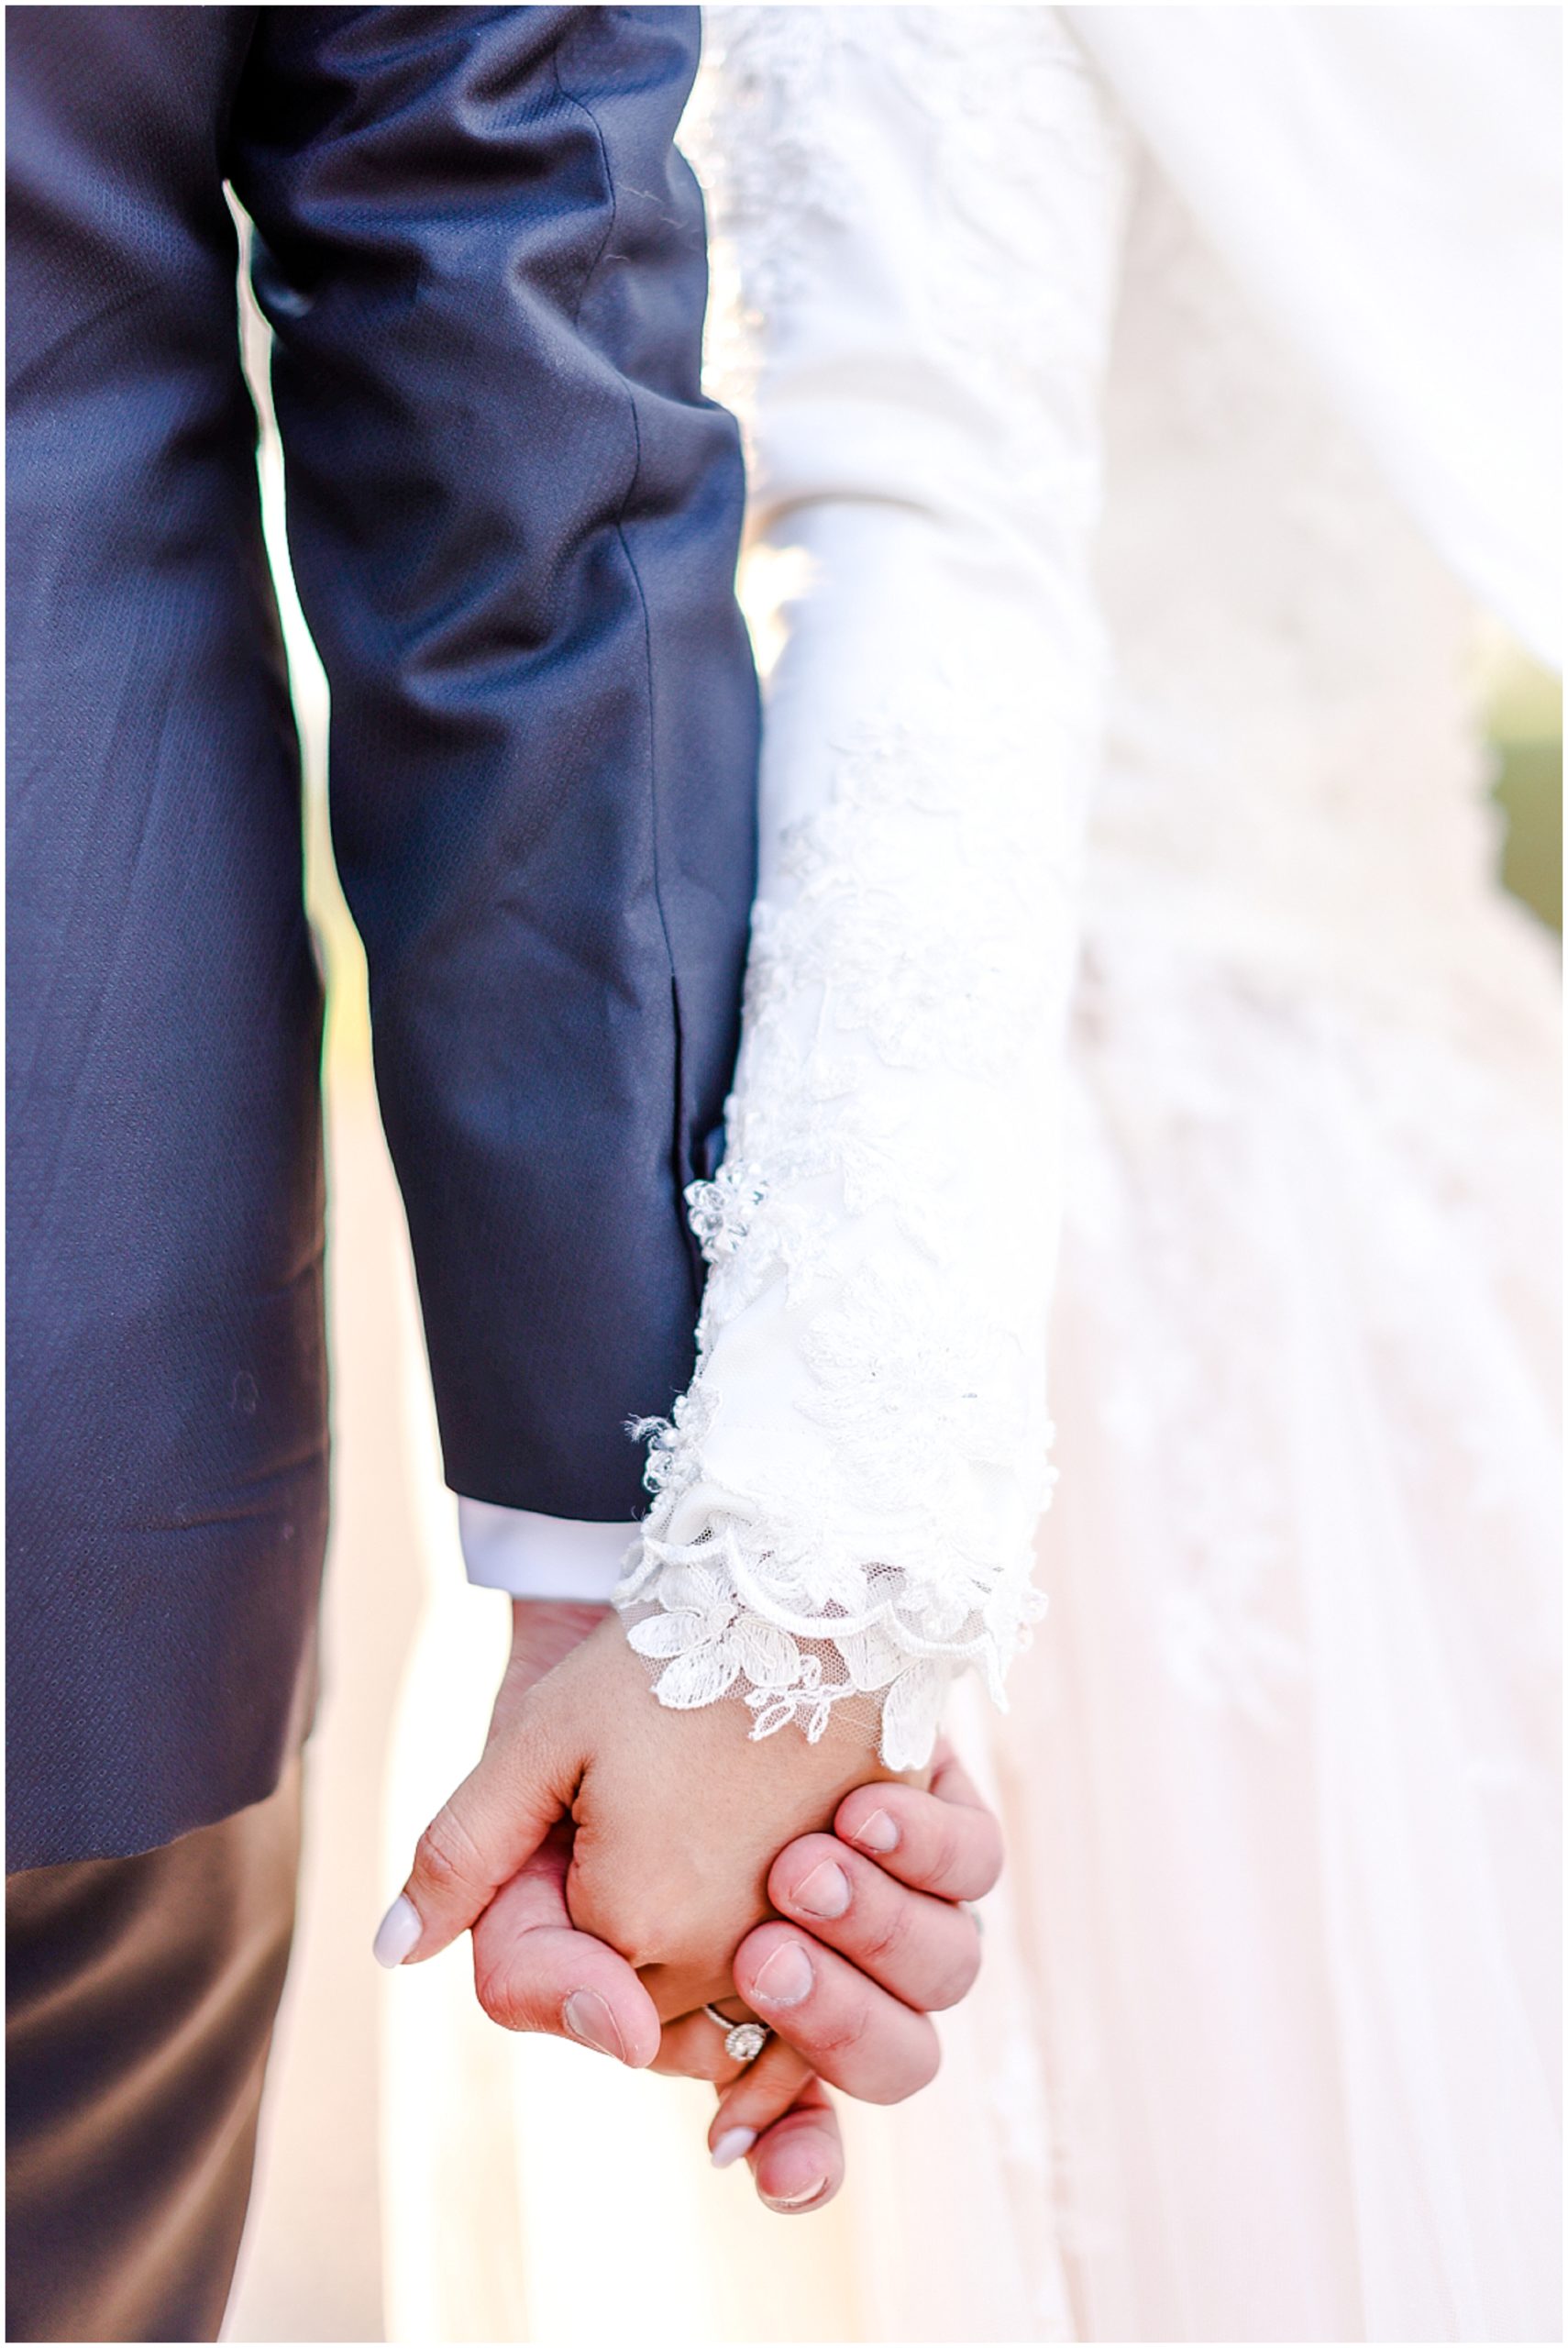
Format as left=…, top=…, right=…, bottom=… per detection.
left=476, top=1977, right=520, bottom=2032
left=616, top=1911, right=665, bottom=1971
left=414, top=1806, right=483, bottom=1900
left=471, top=1953, right=525, bottom=2032
left=928, top=1813, right=966, bottom=1895
left=873, top=2027, right=941, bottom=2106
left=887, top=2028, right=938, bottom=2103
left=569, top=1875, right=661, bottom=1971
left=858, top=1892, right=911, bottom=1970
left=620, top=1927, right=668, bottom=1976
left=808, top=1989, right=874, bottom=2066
left=924, top=1931, right=982, bottom=2011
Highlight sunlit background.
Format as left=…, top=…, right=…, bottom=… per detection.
left=219, top=231, right=1562, bottom=2342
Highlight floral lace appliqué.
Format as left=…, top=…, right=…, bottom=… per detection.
left=617, top=6, right=1127, bottom=1767
left=617, top=690, right=1067, bottom=1768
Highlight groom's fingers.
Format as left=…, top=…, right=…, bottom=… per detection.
left=732, top=1922, right=940, bottom=2106
left=767, top=1834, right=982, bottom=2012
left=380, top=1720, right=578, bottom=1966
left=833, top=1748, right=1003, bottom=1904
left=469, top=1831, right=661, bottom=2069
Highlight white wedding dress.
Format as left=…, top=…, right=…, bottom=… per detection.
left=381, top=10, right=1561, bottom=2342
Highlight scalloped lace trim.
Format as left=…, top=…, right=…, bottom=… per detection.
left=617, top=1511, right=1048, bottom=1773
left=618, top=1146, right=1055, bottom=1770
left=613, top=683, right=1069, bottom=1767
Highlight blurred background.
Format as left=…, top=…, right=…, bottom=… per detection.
left=220, top=246, right=1562, bottom=2345
left=1486, top=630, right=1563, bottom=935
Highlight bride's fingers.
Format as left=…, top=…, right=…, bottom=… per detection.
left=652, top=2001, right=816, bottom=2108
left=705, top=2031, right=817, bottom=2151
left=466, top=1828, right=661, bottom=2069
left=833, top=1752, right=1003, bottom=1904
left=650, top=2004, right=765, bottom=2084
left=744, top=2079, right=845, bottom=2216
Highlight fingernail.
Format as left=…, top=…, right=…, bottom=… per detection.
left=851, top=1809, right=899, bottom=1855
left=563, top=1988, right=626, bottom=2062
left=711, top=2127, right=757, bottom=2170
left=763, top=2177, right=831, bottom=2211
left=752, top=1939, right=813, bottom=2008
left=372, top=1894, right=422, bottom=1968
left=793, top=1859, right=851, bottom=1919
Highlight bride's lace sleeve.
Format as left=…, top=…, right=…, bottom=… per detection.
left=616, top=7, right=1132, bottom=1768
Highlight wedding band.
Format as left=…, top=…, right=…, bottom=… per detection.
left=705, top=2004, right=772, bottom=2064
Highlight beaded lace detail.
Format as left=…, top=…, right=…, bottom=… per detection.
left=619, top=692, right=1067, bottom=1767
left=622, top=696, right=1066, bottom=1766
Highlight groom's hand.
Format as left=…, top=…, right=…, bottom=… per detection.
left=650, top=1746, right=999, bottom=2212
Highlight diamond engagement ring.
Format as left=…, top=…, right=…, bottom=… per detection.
left=705, top=2005, right=771, bottom=2064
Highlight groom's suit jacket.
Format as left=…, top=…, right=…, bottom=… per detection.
left=6, top=6, right=757, bottom=1869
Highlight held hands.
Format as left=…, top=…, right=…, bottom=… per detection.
left=650, top=1754, right=999, bottom=2209
left=386, top=1606, right=907, bottom=2020
left=378, top=1601, right=1000, bottom=2212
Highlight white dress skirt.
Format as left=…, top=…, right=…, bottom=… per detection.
left=869, top=132, right=1562, bottom=2348
left=380, top=11, right=1561, bottom=2340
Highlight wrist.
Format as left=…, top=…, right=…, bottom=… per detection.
left=486, top=1600, right=613, bottom=1742
left=509, top=1597, right=612, bottom=1678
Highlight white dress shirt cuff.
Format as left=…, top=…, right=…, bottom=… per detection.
left=456, top=1498, right=636, bottom=1603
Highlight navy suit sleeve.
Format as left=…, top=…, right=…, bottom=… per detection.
left=228, top=6, right=758, bottom=1521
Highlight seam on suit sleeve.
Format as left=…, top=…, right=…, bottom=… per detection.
left=552, top=33, right=702, bottom=1315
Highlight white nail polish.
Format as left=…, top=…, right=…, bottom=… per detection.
left=372, top=1893, right=422, bottom=1968
left=711, top=2127, right=757, bottom=2170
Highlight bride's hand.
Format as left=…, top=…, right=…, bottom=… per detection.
left=384, top=1609, right=906, bottom=2021
left=379, top=1602, right=999, bottom=2215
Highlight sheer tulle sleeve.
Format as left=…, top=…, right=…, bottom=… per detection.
left=615, top=7, right=1132, bottom=1767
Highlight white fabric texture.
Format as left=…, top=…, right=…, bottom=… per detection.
left=617, top=5, right=1132, bottom=1767
left=618, top=0, right=1562, bottom=1779
left=455, top=1499, right=631, bottom=1601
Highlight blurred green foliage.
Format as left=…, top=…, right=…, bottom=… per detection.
left=1485, top=645, right=1562, bottom=934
